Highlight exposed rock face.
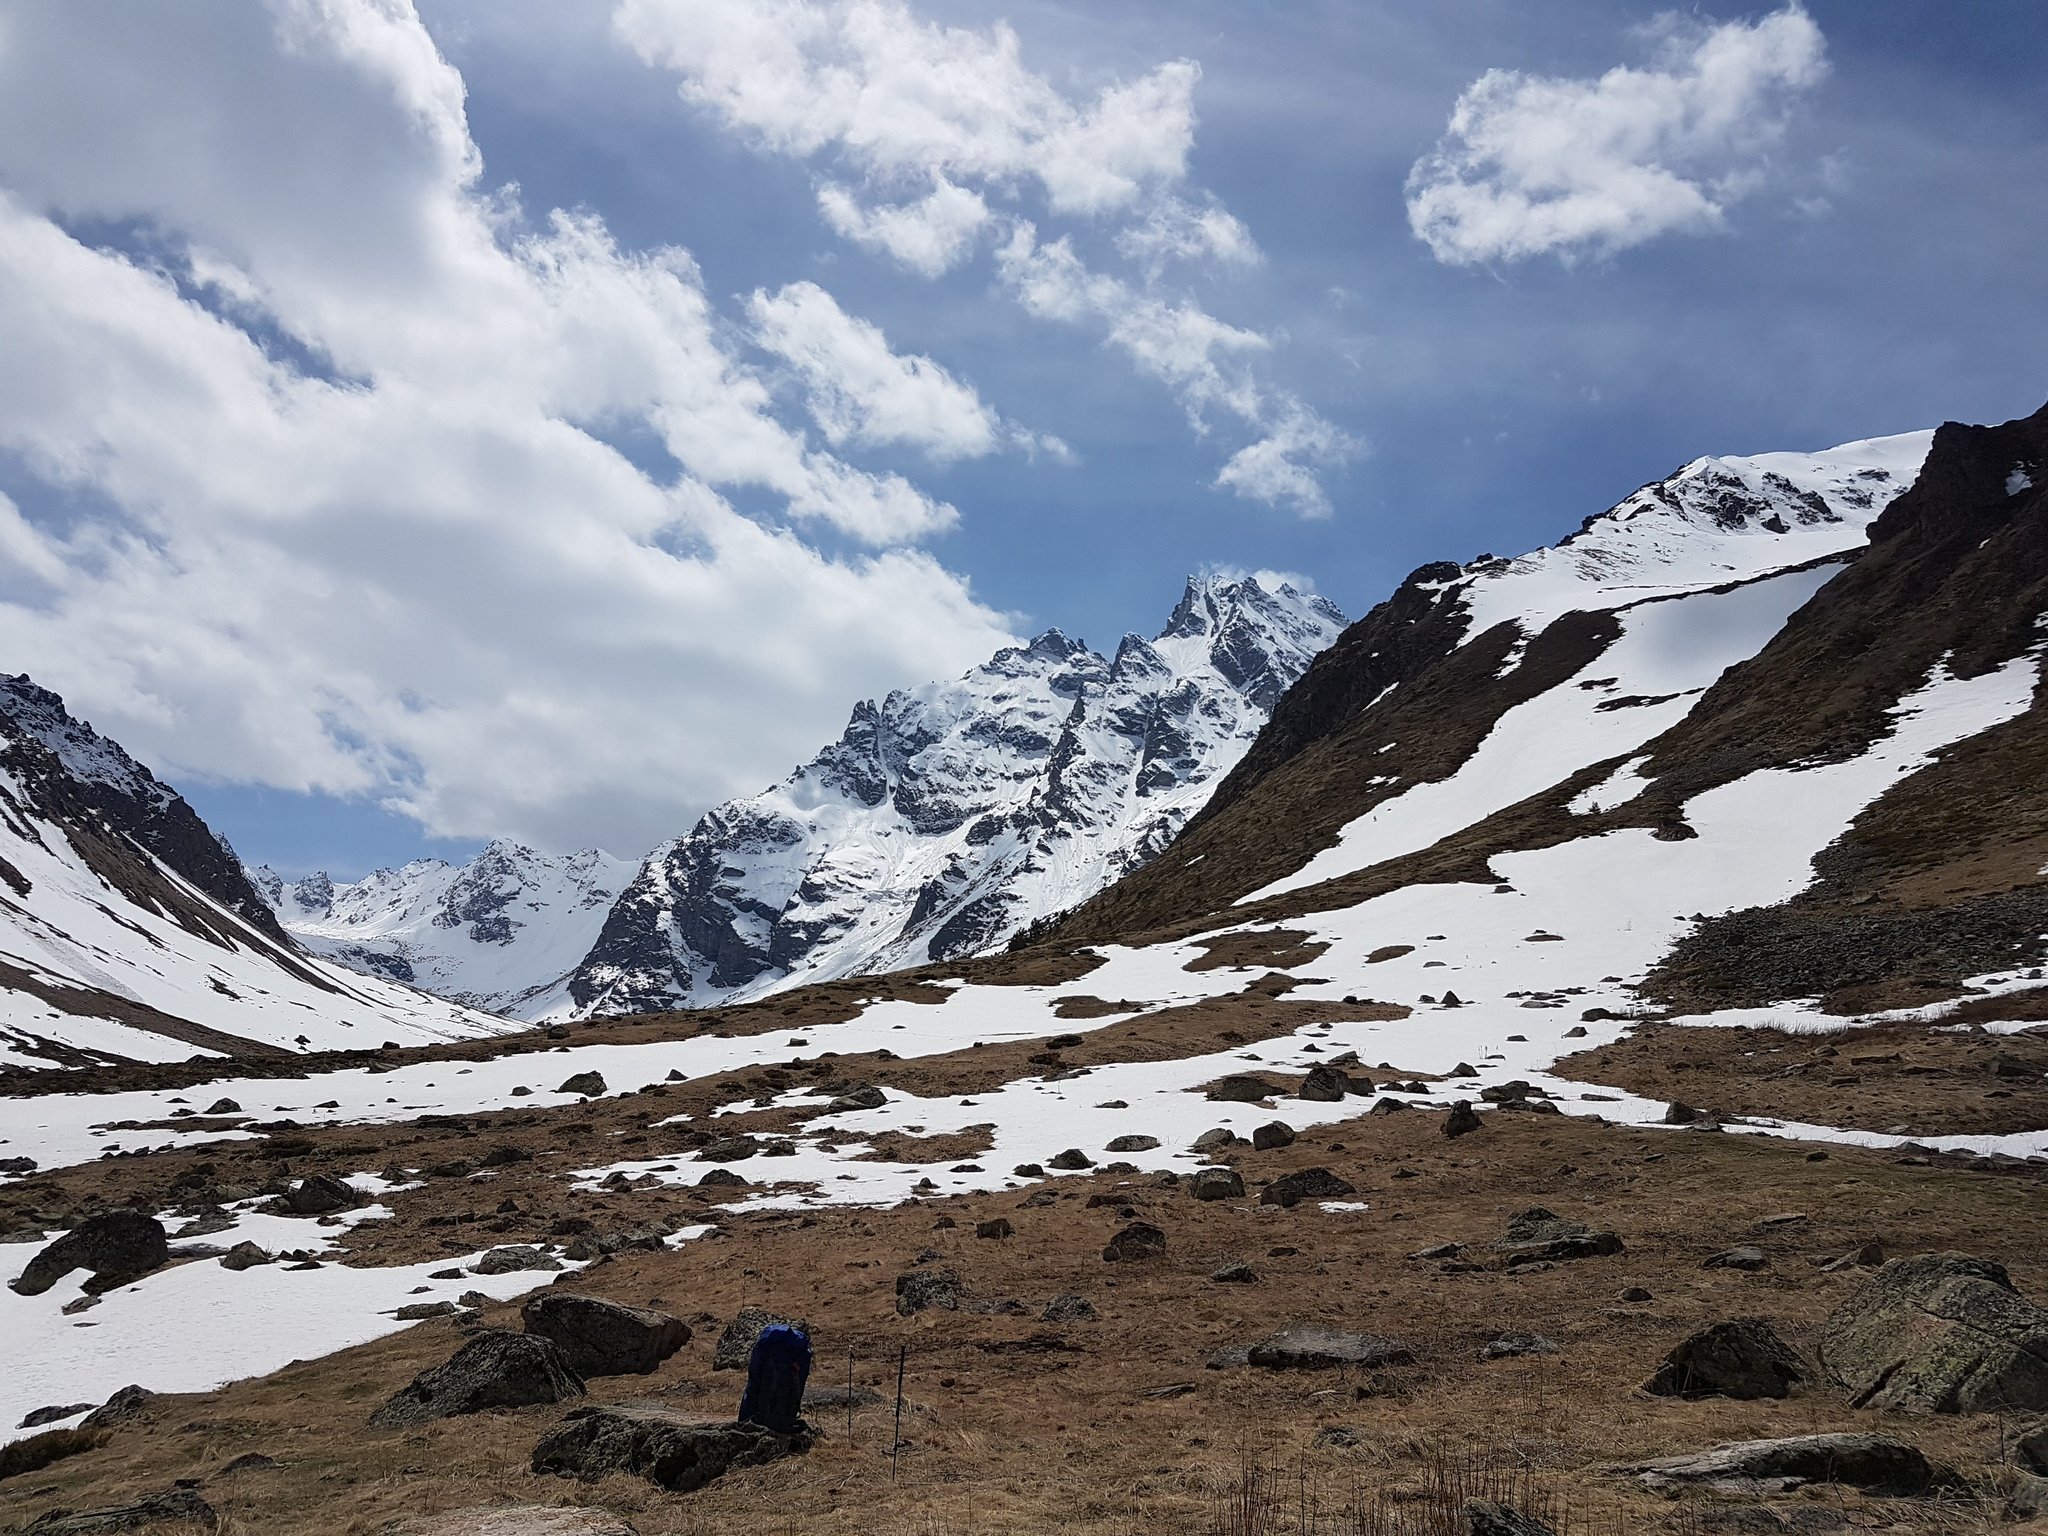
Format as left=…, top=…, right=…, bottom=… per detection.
left=1643, top=1319, right=1809, bottom=1400
left=1243, top=1324, right=1415, bottom=1370
left=369, top=1332, right=585, bottom=1426
left=9, top=1211, right=167, bottom=1296
left=15, top=1487, right=216, bottom=1534
left=1819, top=1252, right=2048, bottom=1413
left=565, top=576, right=1344, bottom=1015
left=1493, top=1208, right=1623, bottom=1267
left=1618, top=1433, right=1951, bottom=1495
left=531, top=1405, right=812, bottom=1494
left=520, top=1294, right=690, bottom=1377
left=403, top=1507, right=640, bottom=1536
left=254, top=840, right=633, bottom=1018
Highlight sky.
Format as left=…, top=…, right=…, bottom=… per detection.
left=0, top=0, right=2042, bottom=879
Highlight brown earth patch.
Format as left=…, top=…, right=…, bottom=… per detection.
left=1183, top=927, right=1330, bottom=973
left=850, top=1127, right=996, bottom=1165
left=1048, top=995, right=1141, bottom=1019
left=1557, top=1017, right=2048, bottom=1137
left=5, top=1110, right=2045, bottom=1534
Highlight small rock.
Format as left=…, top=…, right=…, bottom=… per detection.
left=827, top=1084, right=888, bottom=1111
left=1618, top=1286, right=1653, bottom=1302
left=1210, top=1260, right=1259, bottom=1284
left=1191, top=1128, right=1238, bottom=1152
left=1298, top=1066, right=1351, bottom=1102
left=1703, top=1246, right=1769, bottom=1272
left=1047, top=1148, right=1095, bottom=1170
left=1463, top=1500, right=1557, bottom=1535
left=203, top=1098, right=242, bottom=1115
left=219, top=1241, right=272, bottom=1271
left=1207, top=1074, right=1280, bottom=1103
left=18, top=1402, right=96, bottom=1428
left=557, top=1071, right=606, bottom=1097
left=976, top=1218, right=1014, bottom=1240
left=1104, top=1134, right=1160, bottom=1153
left=896, top=1268, right=963, bottom=1315
left=1041, top=1293, right=1097, bottom=1323
left=1441, top=1101, right=1484, bottom=1138
left=1260, top=1168, right=1355, bottom=1208
left=1663, top=1101, right=1702, bottom=1124
left=1251, top=1121, right=1295, bottom=1151
left=1243, top=1324, right=1414, bottom=1370
left=1481, top=1331, right=1560, bottom=1360
left=713, top=1307, right=807, bottom=1371
left=1101, top=1222, right=1166, bottom=1263
left=473, top=1245, right=562, bottom=1276
left=284, top=1174, right=361, bottom=1216
left=1189, top=1167, right=1245, bottom=1202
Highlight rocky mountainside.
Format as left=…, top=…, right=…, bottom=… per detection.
left=564, top=575, right=1345, bottom=1016
left=0, top=681, right=517, bottom=1067
left=250, top=843, right=632, bottom=1017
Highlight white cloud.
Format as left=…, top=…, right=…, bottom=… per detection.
left=748, top=280, right=1003, bottom=462
left=996, top=224, right=1354, bottom=515
left=0, top=1, right=1015, bottom=855
left=1114, top=195, right=1262, bottom=277
left=1406, top=5, right=1828, bottom=265
left=612, top=0, right=1199, bottom=225
left=816, top=175, right=989, bottom=277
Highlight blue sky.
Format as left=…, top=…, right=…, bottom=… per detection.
left=1, top=1, right=2043, bottom=878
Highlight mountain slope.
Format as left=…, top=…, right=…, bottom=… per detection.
left=1047, top=430, right=1938, bottom=941
left=252, top=842, right=631, bottom=1017
left=0, top=682, right=518, bottom=1068
left=565, top=575, right=1345, bottom=1015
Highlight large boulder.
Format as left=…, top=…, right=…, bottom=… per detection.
left=1819, top=1252, right=2048, bottom=1414
left=1189, top=1168, right=1245, bottom=1202
left=1259, top=1168, right=1356, bottom=1208
left=1617, top=1433, right=1952, bottom=1495
left=1643, top=1319, right=1809, bottom=1400
left=1298, top=1066, right=1351, bottom=1102
left=520, top=1293, right=689, bottom=1377
left=1206, top=1075, right=1281, bottom=1103
left=283, top=1174, right=361, bottom=1216
left=713, top=1306, right=808, bottom=1370
left=1244, top=1324, right=1414, bottom=1370
left=369, top=1332, right=585, bottom=1426
left=532, top=1405, right=810, bottom=1494
left=9, top=1211, right=168, bottom=1296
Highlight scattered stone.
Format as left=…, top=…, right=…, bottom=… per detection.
left=697, top=1168, right=746, bottom=1188
left=1260, top=1168, right=1356, bottom=1208
left=1494, top=1208, right=1623, bottom=1267
left=1299, top=1066, right=1351, bottom=1102
left=9, top=1211, right=168, bottom=1296
left=531, top=1405, right=811, bottom=1494
left=1211, top=1261, right=1259, bottom=1285
left=15, top=1488, right=215, bottom=1534
left=79, top=1386, right=155, bottom=1429
left=1189, top=1167, right=1245, bottom=1202
left=1314, top=1426, right=1362, bottom=1449
left=1042, top=1293, right=1097, bottom=1323
left=370, top=1332, right=585, bottom=1426
left=1820, top=1252, right=2048, bottom=1414
left=1451, top=1062, right=1478, bottom=1077
left=826, top=1084, right=887, bottom=1112
left=1410, top=1243, right=1462, bottom=1261
left=219, top=1241, right=272, bottom=1271
left=1104, top=1134, right=1159, bottom=1153
left=1644, top=1320, right=1809, bottom=1400
left=1819, top=1241, right=1886, bottom=1273
left=1463, top=1502, right=1557, bottom=1535
left=1368, top=1097, right=1411, bottom=1114
left=1012, top=1163, right=1045, bottom=1178
left=1617, top=1433, right=1952, bottom=1496
left=1663, top=1101, right=1702, bottom=1124
left=695, top=1137, right=760, bottom=1163
left=394, top=1301, right=459, bottom=1321
left=1442, top=1101, right=1484, bottom=1138
left=1618, top=1286, right=1653, bottom=1302
left=976, top=1218, right=1014, bottom=1240
left=401, top=1505, right=640, bottom=1536
left=1251, top=1121, right=1295, bottom=1150
left=284, top=1174, right=361, bottom=1216
left=17, top=1403, right=95, bottom=1428
left=557, top=1072, right=606, bottom=1097
left=896, top=1268, right=964, bottom=1315
left=713, top=1307, right=807, bottom=1371
left=1243, top=1324, right=1414, bottom=1370
left=1562, top=1026, right=1588, bottom=1038
left=1207, top=1075, right=1280, bottom=1103
left=1048, top=1148, right=1095, bottom=1170
left=473, top=1245, right=562, bottom=1276
left=1191, top=1128, right=1238, bottom=1152
left=1102, top=1222, right=1167, bottom=1263
left=1481, top=1332, right=1560, bottom=1360
left=1703, top=1246, right=1770, bottom=1272
left=521, top=1293, right=690, bottom=1377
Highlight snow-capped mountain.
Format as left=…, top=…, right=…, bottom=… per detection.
left=564, top=575, right=1347, bottom=1016
left=250, top=842, right=631, bottom=1017
left=0, top=677, right=517, bottom=1067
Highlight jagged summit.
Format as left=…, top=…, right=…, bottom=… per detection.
left=255, top=838, right=631, bottom=1016
left=559, top=575, right=1347, bottom=1018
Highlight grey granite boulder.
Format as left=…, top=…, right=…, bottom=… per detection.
left=521, top=1293, right=689, bottom=1377
left=1820, top=1252, right=2048, bottom=1414
left=369, top=1332, right=585, bottom=1426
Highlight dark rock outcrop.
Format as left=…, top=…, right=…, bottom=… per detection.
left=1101, top=1223, right=1166, bottom=1262
left=1618, top=1433, right=1952, bottom=1495
left=520, top=1294, right=689, bottom=1377
left=1259, top=1168, right=1356, bottom=1208
left=531, top=1405, right=812, bottom=1493
left=369, top=1332, right=585, bottom=1426
left=1819, top=1252, right=2048, bottom=1414
left=9, top=1211, right=167, bottom=1296
left=1644, top=1319, right=1809, bottom=1400
left=1243, top=1324, right=1414, bottom=1370
left=1189, top=1168, right=1245, bottom=1202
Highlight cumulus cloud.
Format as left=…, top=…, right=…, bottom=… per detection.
left=816, top=175, right=990, bottom=277
left=995, top=224, right=1355, bottom=515
left=1406, top=5, right=1829, bottom=265
left=748, top=279, right=1004, bottom=461
left=0, top=1, right=1016, bottom=855
left=1114, top=195, right=1262, bottom=277
left=613, top=0, right=1198, bottom=229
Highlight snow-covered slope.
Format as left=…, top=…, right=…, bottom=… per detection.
left=0, top=681, right=519, bottom=1068
left=251, top=842, right=631, bottom=1018
left=565, top=575, right=1346, bottom=1016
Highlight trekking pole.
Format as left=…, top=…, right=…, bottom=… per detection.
left=891, top=1342, right=907, bottom=1481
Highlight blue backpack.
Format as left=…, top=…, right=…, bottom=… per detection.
left=738, top=1323, right=812, bottom=1434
